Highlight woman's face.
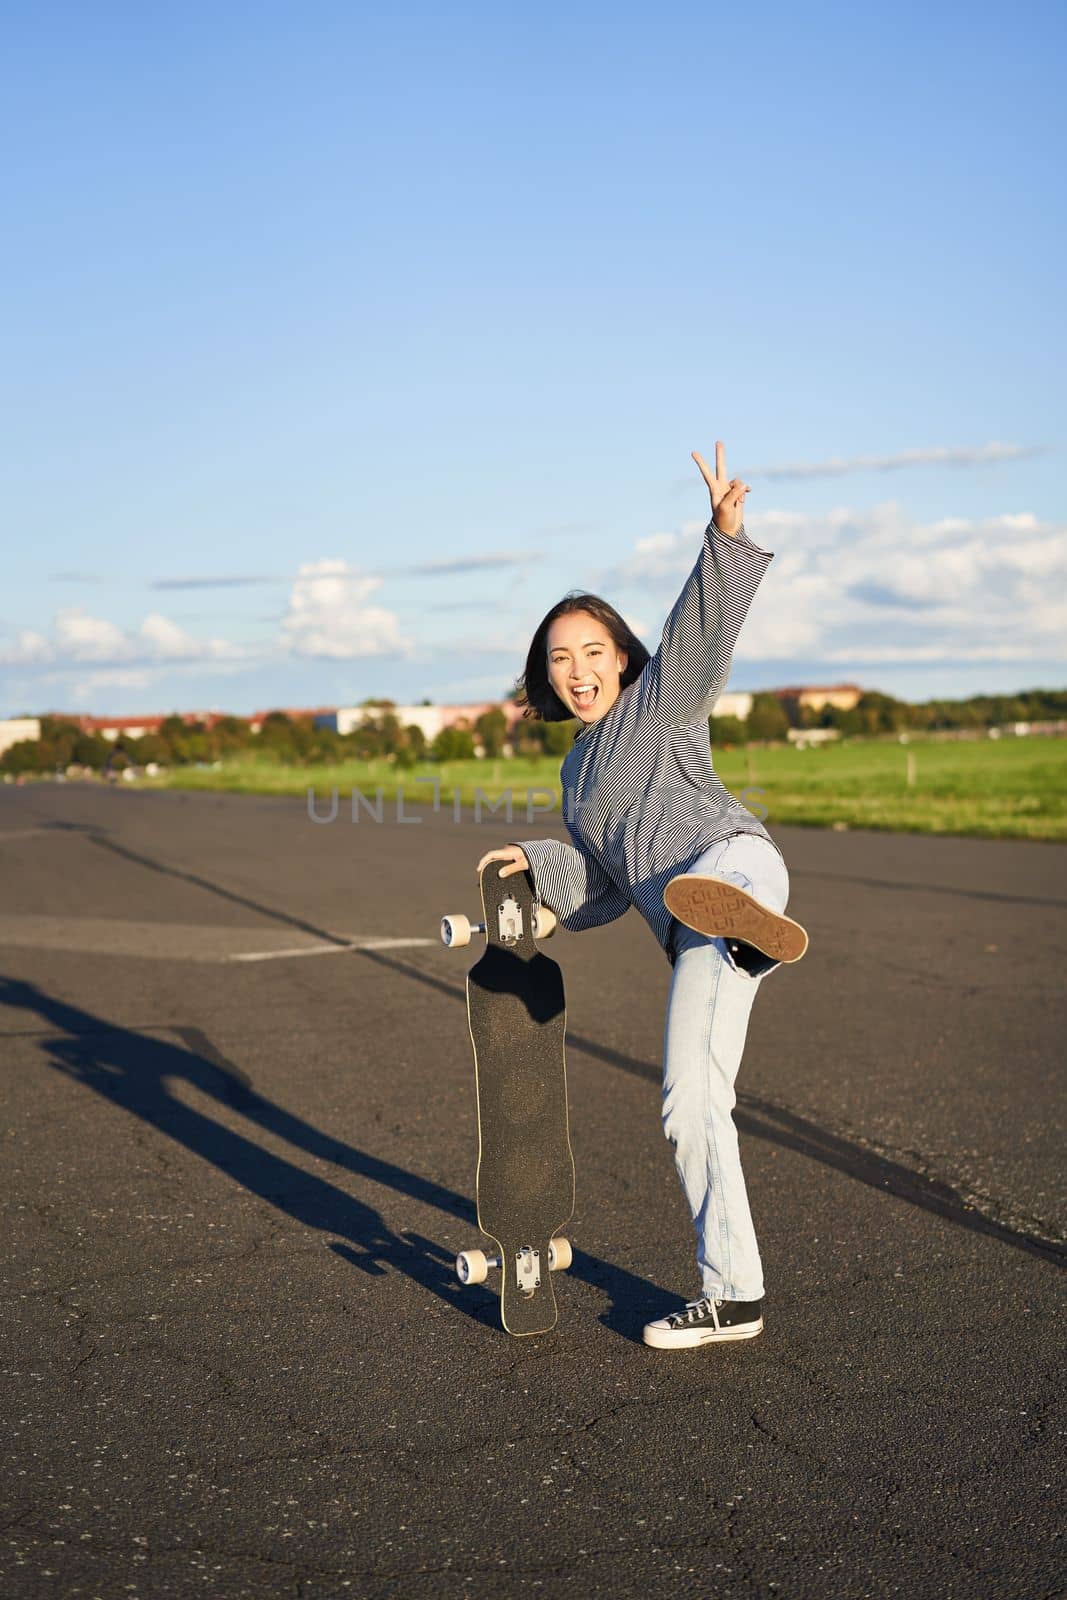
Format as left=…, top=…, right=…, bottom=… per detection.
left=546, top=611, right=628, bottom=725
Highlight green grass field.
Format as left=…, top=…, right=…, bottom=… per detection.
left=138, top=735, right=1067, bottom=841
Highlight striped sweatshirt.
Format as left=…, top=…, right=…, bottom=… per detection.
left=514, top=518, right=784, bottom=960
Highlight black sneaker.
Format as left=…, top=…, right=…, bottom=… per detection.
left=643, top=1295, right=764, bottom=1349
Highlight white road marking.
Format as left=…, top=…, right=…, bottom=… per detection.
left=227, top=937, right=435, bottom=963
left=0, top=914, right=437, bottom=963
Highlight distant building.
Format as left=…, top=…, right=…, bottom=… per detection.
left=773, top=683, right=864, bottom=715
left=787, top=727, right=843, bottom=748
left=318, top=703, right=526, bottom=741
left=70, top=711, right=236, bottom=742
left=36, top=685, right=868, bottom=752
left=0, top=717, right=40, bottom=756
left=712, top=692, right=753, bottom=720
left=712, top=687, right=864, bottom=722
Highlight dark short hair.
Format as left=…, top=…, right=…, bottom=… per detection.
left=515, top=592, right=651, bottom=721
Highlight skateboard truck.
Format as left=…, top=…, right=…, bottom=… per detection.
left=497, top=894, right=523, bottom=944
left=455, top=1237, right=572, bottom=1288
left=515, top=1246, right=541, bottom=1295
left=441, top=901, right=557, bottom=948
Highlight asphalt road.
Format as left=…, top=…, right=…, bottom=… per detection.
left=1, top=781, right=1063, bottom=1599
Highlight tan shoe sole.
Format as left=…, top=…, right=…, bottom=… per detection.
left=664, top=874, right=809, bottom=964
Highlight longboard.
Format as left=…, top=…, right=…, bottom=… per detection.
left=442, top=865, right=574, bottom=1335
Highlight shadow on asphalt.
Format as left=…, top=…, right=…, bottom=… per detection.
left=0, top=976, right=670, bottom=1343
left=361, top=950, right=1066, bottom=1270
left=36, top=818, right=1063, bottom=1268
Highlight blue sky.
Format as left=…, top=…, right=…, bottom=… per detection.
left=2, top=0, right=1064, bottom=717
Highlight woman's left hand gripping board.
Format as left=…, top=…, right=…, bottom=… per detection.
left=474, top=847, right=557, bottom=938
left=476, top=846, right=530, bottom=880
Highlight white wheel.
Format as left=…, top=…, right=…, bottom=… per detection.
left=456, top=1249, right=489, bottom=1285
left=548, top=1236, right=572, bottom=1272
left=533, top=905, right=558, bottom=941
left=441, top=914, right=472, bottom=948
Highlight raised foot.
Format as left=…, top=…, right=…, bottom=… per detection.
left=664, top=874, right=809, bottom=963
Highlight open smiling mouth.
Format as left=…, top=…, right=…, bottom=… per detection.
left=571, top=685, right=599, bottom=709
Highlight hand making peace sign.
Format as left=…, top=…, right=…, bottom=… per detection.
left=692, top=440, right=751, bottom=538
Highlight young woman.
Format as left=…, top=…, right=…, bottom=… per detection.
left=476, top=441, right=808, bottom=1350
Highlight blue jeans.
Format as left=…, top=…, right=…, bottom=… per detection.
left=662, top=833, right=791, bottom=1302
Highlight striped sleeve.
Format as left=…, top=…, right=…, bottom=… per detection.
left=511, top=837, right=631, bottom=932
left=640, top=519, right=774, bottom=726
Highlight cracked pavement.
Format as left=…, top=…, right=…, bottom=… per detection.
left=0, top=783, right=1063, bottom=1598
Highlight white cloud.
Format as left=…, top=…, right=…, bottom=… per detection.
left=743, top=441, right=1042, bottom=480
left=53, top=609, right=133, bottom=662
left=1, top=630, right=54, bottom=665
left=139, top=613, right=205, bottom=659
left=614, top=503, right=1067, bottom=667
left=626, top=522, right=707, bottom=581
left=280, top=560, right=411, bottom=660
left=138, top=613, right=246, bottom=662
left=1, top=558, right=412, bottom=701
left=0, top=607, right=254, bottom=673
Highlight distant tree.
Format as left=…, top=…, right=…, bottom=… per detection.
left=542, top=720, right=577, bottom=756
left=212, top=716, right=253, bottom=755
left=258, top=711, right=314, bottom=761
left=127, top=733, right=168, bottom=767
left=0, top=739, right=42, bottom=775
left=72, top=733, right=109, bottom=769
left=709, top=714, right=747, bottom=747
left=180, top=732, right=212, bottom=763
left=404, top=724, right=428, bottom=761
left=475, top=707, right=508, bottom=758
left=431, top=726, right=475, bottom=761
left=510, top=720, right=545, bottom=757
left=854, top=692, right=908, bottom=736
left=745, top=693, right=790, bottom=742
left=377, top=713, right=403, bottom=755
left=831, top=707, right=863, bottom=736
left=36, top=720, right=80, bottom=767
left=40, top=716, right=82, bottom=742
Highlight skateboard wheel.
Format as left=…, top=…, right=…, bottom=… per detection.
left=548, top=1236, right=572, bottom=1272
left=533, top=905, right=558, bottom=941
left=456, top=1249, right=489, bottom=1285
left=441, top=914, right=473, bottom=948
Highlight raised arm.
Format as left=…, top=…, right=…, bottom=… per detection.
left=640, top=442, right=774, bottom=726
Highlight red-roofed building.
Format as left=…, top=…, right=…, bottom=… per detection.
left=69, top=711, right=241, bottom=741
